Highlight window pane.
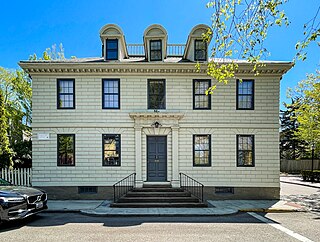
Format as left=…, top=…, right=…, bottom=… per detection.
left=237, top=80, right=254, bottom=109
left=195, top=40, right=207, bottom=61
left=150, top=40, right=161, bottom=50
left=103, top=134, right=121, bottom=166
left=107, top=50, right=118, bottom=60
left=58, top=80, right=74, bottom=109
left=196, top=40, right=206, bottom=50
left=194, top=80, right=210, bottom=109
left=148, top=80, right=165, bottom=109
left=237, top=135, right=254, bottom=166
left=103, top=80, right=120, bottom=109
left=106, top=40, right=118, bottom=60
left=194, top=135, right=210, bottom=166
left=58, top=135, right=75, bottom=166
left=150, top=51, right=161, bottom=61
left=195, top=50, right=206, bottom=60
left=106, top=40, right=117, bottom=49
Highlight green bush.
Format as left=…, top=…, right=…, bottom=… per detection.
left=301, top=170, right=320, bottom=182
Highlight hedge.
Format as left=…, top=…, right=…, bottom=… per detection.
left=301, top=170, right=320, bottom=182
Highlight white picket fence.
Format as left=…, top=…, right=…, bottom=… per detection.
left=0, top=168, right=32, bottom=186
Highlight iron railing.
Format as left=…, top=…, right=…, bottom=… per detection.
left=113, top=173, right=136, bottom=202
left=127, top=44, right=185, bottom=57
left=179, top=172, right=204, bottom=202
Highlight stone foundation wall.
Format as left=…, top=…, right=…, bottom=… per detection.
left=39, top=186, right=279, bottom=200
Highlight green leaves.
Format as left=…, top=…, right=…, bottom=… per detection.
left=204, top=0, right=290, bottom=93
left=0, top=89, right=13, bottom=168
left=290, top=70, right=320, bottom=154
left=0, top=67, right=32, bottom=168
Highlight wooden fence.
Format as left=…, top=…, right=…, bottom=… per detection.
left=0, top=168, right=32, bottom=186
left=280, top=159, right=320, bottom=173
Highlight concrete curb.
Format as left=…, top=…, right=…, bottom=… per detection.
left=79, top=209, right=239, bottom=217
left=44, top=210, right=81, bottom=213
left=238, top=208, right=304, bottom=213
left=280, top=180, right=320, bottom=189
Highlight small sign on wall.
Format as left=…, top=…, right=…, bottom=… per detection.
left=38, top=133, right=50, bottom=140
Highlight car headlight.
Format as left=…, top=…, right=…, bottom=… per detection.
left=0, top=196, right=25, bottom=203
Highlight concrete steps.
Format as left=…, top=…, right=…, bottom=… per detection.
left=110, top=184, right=207, bottom=208
left=110, top=202, right=207, bottom=208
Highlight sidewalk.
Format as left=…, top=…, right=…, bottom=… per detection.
left=280, top=175, right=320, bottom=189
left=45, top=175, right=318, bottom=216
left=46, top=199, right=304, bottom=216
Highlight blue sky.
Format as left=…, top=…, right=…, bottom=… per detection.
left=0, top=0, right=319, bottom=107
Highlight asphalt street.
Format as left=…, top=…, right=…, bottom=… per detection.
left=1, top=181, right=319, bottom=242
left=0, top=212, right=319, bottom=242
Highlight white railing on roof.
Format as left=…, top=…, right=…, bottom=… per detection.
left=167, top=44, right=185, bottom=57
left=127, top=44, right=185, bottom=57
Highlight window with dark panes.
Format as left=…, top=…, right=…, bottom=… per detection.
left=237, top=135, right=255, bottom=167
left=57, top=79, right=75, bottom=109
left=57, top=134, right=75, bottom=166
left=237, top=79, right=254, bottom=110
left=194, top=40, right=207, bottom=61
left=193, top=135, right=211, bottom=166
left=102, top=79, right=120, bottom=109
left=150, top=40, right=162, bottom=61
left=106, top=39, right=118, bottom=60
left=148, top=80, right=166, bottom=109
left=193, top=80, right=211, bottom=109
left=103, top=134, right=121, bottom=166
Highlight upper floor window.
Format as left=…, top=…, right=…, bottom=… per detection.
left=57, top=79, right=75, bottom=109
left=193, top=80, right=211, bottom=110
left=237, top=79, right=254, bottom=110
left=57, top=134, right=75, bottom=166
left=106, top=39, right=118, bottom=60
left=103, top=134, right=121, bottom=166
left=237, top=135, right=255, bottom=167
left=102, top=79, right=120, bottom=109
left=150, top=40, right=162, bottom=61
left=193, top=134, right=211, bottom=166
left=194, top=40, right=207, bottom=61
left=148, top=79, right=166, bottom=109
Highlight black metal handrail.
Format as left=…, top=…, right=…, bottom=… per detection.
left=113, top=173, right=136, bottom=202
left=179, top=172, right=204, bottom=202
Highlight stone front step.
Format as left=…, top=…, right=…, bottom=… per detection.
left=142, top=184, right=172, bottom=188
left=132, top=188, right=185, bottom=193
left=110, top=202, right=207, bottom=208
left=126, top=191, right=191, bottom=197
left=118, top=196, right=199, bottom=203
left=110, top=184, right=207, bottom=208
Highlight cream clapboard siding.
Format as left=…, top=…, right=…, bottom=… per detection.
left=32, top=74, right=280, bottom=187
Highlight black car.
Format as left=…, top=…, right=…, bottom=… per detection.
left=0, top=178, right=47, bottom=223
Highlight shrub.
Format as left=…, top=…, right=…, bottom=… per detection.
left=301, top=170, right=320, bottom=182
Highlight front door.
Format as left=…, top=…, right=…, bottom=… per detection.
left=147, top=136, right=167, bottom=181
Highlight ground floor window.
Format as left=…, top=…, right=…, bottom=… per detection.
left=103, top=134, right=121, bottom=166
left=237, top=135, right=255, bottom=167
left=57, top=134, right=75, bottom=166
left=193, top=134, right=211, bottom=166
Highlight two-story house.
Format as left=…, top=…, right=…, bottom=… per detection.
left=19, top=24, right=293, bottom=200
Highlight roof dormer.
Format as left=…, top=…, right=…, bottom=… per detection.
left=99, top=24, right=128, bottom=61
left=183, top=24, right=212, bottom=62
left=143, top=24, right=168, bottom=62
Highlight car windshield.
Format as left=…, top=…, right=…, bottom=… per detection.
left=0, top=178, right=11, bottom=186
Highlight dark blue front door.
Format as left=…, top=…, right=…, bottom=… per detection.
left=147, top=136, right=167, bottom=181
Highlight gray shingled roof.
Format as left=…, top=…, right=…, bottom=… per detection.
left=20, top=57, right=292, bottom=64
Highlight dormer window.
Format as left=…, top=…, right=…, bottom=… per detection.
left=183, top=25, right=211, bottom=61
left=106, top=39, right=118, bottom=60
left=194, top=40, right=207, bottom=61
left=150, top=40, right=162, bottom=61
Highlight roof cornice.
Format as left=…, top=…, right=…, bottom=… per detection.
left=19, top=61, right=293, bottom=77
